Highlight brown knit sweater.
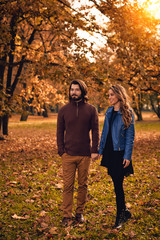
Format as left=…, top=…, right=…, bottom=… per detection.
left=57, top=100, right=99, bottom=156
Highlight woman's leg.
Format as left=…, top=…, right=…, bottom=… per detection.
left=111, top=174, right=131, bottom=228
left=111, top=174, right=126, bottom=216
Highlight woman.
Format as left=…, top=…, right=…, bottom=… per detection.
left=99, top=84, right=135, bottom=229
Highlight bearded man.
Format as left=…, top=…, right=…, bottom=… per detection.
left=57, top=80, right=99, bottom=226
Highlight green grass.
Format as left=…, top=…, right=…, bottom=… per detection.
left=135, top=121, right=160, bottom=132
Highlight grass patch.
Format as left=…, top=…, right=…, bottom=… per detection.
left=9, top=122, right=57, bottom=130
left=135, top=121, right=160, bottom=132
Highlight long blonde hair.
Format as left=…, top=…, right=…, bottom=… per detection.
left=109, top=84, right=133, bottom=129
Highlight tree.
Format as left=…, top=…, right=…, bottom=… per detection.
left=89, top=0, right=160, bottom=119
left=19, top=76, right=67, bottom=120
left=0, top=0, right=98, bottom=136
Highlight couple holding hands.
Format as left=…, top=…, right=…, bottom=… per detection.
left=57, top=79, right=135, bottom=229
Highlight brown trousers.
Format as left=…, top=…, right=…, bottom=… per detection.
left=62, top=153, right=91, bottom=218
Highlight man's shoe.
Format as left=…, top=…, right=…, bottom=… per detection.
left=75, top=213, right=85, bottom=223
left=62, top=217, right=72, bottom=226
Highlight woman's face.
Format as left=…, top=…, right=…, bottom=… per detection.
left=108, top=89, right=119, bottom=106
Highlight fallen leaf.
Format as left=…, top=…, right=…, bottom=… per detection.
left=55, top=183, right=63, bottom=189
left=9, top=189, right=15, bottom=194
left=126, top=203, right=132, bottom=208
left=6, top=181, right=17, bottom=185
left=12, top=214, right=29, bottom=220
left=25, top=199, right=35, bottom=203
left=3, top=192, right=8, bottom=197
left=129, top=230, right=136, bottom=238
left=40, top=222, right=48, bottom=228
left=39, top=210, right=47, bottom=217
left=49, top=227, right=58, bottom=234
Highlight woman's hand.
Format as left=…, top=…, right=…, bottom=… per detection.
left=123, top=159, right=130, bottom=168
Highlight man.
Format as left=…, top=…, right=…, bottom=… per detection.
left=57, top=80, right=99, bottom=226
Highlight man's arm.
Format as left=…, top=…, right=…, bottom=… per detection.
left=91, top=107, right=99, bottom=157
left=57, top=109, right=65, bottom=156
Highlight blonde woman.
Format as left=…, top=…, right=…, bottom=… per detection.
left=99, top=84, right=135, bottom=228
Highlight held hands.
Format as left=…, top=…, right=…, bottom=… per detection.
left=91, top=153, right=102, bottom=161
left=91, top=154, right=103, bottom=161
left=123, top=159, right=130, bottom=168
left=91, top=153, right=99, bottom=161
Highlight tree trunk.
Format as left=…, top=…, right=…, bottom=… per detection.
left=42, top=104, right=48, bottom=117
left=150, top=94, right=160, bottom=119
left=0, top=117, right=1, bottom=132
left=97, top=104, right=103, bottom=113
left=0, top=52, right=7, bottom=139
left=0, top=117, right=5, bottom=139
left=20, top=111, right=29, bottom=121
left=20, top=92, right=29, bottom=121
left=157, top=107, right=160, bottom=119
left=2, top=114, right=9, bottom=135
left=136, top=110, right=143, bottom=121
left=55, top=103, right=59, bottom=113
left=132, top=93, right=143, bottom=121
left=0, top=118, right=5, bottom=140
left=133, top=107, right=143, bottom=121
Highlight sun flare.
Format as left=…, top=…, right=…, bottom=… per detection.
left=140, top=0, right=160, bottom=19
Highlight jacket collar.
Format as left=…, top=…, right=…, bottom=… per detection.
left=106, top=106, right=122, bottom=116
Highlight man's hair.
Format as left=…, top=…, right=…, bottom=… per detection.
left=69, top=79, right=88, bottom=102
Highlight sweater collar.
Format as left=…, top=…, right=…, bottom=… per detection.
left=70, top=99, right=85, bottom=106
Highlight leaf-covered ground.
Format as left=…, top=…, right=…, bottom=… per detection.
left=0, top=114, right=160, bottom=240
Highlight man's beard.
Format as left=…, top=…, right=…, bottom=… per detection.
left=70, top=95, right=82, bottom=101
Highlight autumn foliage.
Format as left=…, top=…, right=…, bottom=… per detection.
left=0, top=0, right=160, bottom=137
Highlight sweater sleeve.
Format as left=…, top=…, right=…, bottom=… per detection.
left=91, top=107, right=99, bottom=153
left=57, top=108, right=65, bottom=156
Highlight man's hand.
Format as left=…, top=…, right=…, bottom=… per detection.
left=123, top=159, right=130, bottom=168
left=91, top=153, right=99, bottom=161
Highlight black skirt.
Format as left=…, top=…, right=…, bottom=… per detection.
left=101, top=149, right=134, bottom=177
left=100, top=110, right=134, bottom=177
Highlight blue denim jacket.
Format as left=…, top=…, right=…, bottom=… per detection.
left=99, top=106, right=135, bottom=161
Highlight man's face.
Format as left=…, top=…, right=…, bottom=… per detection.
left=70, top=84, right=82, bottom=101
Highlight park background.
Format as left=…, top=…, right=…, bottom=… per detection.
left=0, top=0, right=160, bottom=239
